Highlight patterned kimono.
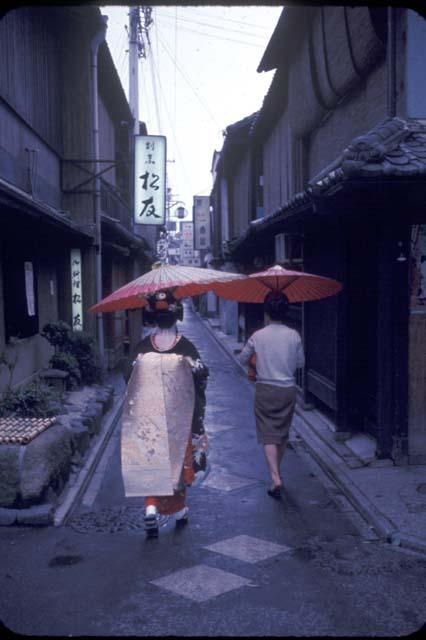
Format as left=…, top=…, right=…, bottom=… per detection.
left=124, top=331, right=209, bottom=515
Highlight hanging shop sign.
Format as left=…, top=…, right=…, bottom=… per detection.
left=180, top=221, right=194, bottom=265
left=134, top=135, right=166, bottom=225
left=70, top=248, right=83, bottom=331
left=193, top=195, right=211, bottom=250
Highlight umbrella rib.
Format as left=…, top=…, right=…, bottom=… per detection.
left=279, top=276, right=299, bottom=293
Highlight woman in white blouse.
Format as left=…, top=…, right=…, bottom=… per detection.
left=239, top=291, right=305, bottom=500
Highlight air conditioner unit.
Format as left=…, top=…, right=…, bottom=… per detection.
left=275, top=233, right=288, bottom=262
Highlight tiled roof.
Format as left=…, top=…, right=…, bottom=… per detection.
left=225, top=112, right=258, bottom=136
left=228, top=189, right=312, bottom=253
left=250, top=67, right=288, bottom=140
left=215, top=112, right=258, bottom=174
left=311, top=117, right=426, bottom=193
left=228, top=118, right=426, bottom=255
left=257, top=6, right=313, bottom=73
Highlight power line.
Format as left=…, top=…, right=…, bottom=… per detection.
left=147, top=46, right=162, bottom=132
left=147, top=36, right=191, bottom=191
left=109, top=22, right=126, bottom=63
left=176, top=6, right=277, bottom=31
left=118, top=39, right=128, bottom=81
left=155, top=18, right=268, bottom=49
left=109, top=24, right=127, bottom=76
left=140, top=58, right=154, bottom=131
left=155, top=27, right=223, bottom=131
left=156, top=9, right=267, bottom=40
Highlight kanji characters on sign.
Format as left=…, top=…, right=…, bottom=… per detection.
left=70, top=248, right=83, bottom=331
left=134, top=135, right=166, bottom=225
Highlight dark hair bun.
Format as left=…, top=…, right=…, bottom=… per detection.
left=264, top=290, right=289, bottom=321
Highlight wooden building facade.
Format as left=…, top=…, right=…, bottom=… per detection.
left=0, top=6, right=153, bottom=392
left=210, top=6, right=426, bottom=464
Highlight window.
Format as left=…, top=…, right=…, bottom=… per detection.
left=275, top=233, right=303, bottom=269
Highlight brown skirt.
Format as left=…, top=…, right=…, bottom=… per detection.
left=254, top=383, right=297, bottom=445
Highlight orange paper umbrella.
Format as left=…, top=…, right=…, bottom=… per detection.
left=89, top=263, right=244, bottom=313
left=211, top=264, right=342, bottom=303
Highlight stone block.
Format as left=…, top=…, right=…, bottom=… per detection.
left=69, top=420, right=90, bottom=456
left=83, top=402, right=103, bottom=435
left=16, top=503, right=54, bottom=526
left=0, top=507, right=18, bottom=526
left=20, top=423, right=73, bottom=504
left=0, top=445, right=21, bottom=507
left=39, top=368, right=69, bottom=393
left=96, top=390, right=113, bottom=413
left=81, top=414, right=97, bottom=436
left=92, top=400, right=104, bottom=415
left=48, top=401, right=68, bottom=415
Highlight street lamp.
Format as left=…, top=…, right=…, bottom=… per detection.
left=167, top=200, right=187, bottom=219
left=156, top=200, right=188, bottom=264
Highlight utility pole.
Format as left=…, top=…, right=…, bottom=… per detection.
left=91, top=15, right=108, bottom=361
left=128, top=7, right=153, bottom=134
left=127, top=5, right=154, bottom=263
left=128, top=6, right=140, bottom=135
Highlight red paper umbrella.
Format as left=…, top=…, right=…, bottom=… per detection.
left=89, top=262, right=245, bottom=313
left=211, top=264, right=342, bottom=303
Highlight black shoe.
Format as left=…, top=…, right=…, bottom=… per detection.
left=144, top=513, right=159, bottom=538
left=267, top=486, right=282, bottom=500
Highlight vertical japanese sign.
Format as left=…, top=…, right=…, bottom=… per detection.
left=70, top=249, right=83, bottom=331
left=193, top=195, right=211, bottom=250
left=134, top=135, right=166, bottom=225
left=180, top=221, right=194, bottom=265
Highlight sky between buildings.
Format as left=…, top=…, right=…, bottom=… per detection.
left=101, top=4, right=282, bottom=223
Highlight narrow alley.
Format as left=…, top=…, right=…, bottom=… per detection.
left=1, top=303, right=425, bottom=637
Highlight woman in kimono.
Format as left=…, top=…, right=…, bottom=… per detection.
left=124, top=289, right=209, bottom=538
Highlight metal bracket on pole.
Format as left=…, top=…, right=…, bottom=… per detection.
left=61, top=158, right=133, bottom=195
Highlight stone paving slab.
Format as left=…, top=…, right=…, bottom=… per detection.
left=151, top=564, right=254, bottom=602
left=204, top=534, right=292, bottom=564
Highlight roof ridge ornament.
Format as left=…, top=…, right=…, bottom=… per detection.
left=342, top=117, right=407, bottom=174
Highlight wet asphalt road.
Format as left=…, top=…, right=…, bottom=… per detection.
left=1, top=304, right=426, bottom=637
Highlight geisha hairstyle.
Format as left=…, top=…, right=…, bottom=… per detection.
left=145, top=290, right=184, bottom=327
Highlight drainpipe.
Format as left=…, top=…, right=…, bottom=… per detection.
left=387, top=7, right=397, bottom=118
left=90, top=15, right=108, bottom=361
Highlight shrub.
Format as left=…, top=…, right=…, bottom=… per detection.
left=68, top=331, right=103, bottom=385
left=50, top=351, right=81, bottom=388
left=40, top=321, right=73, bottom=351
left=0, top=378, right=62, bottom=418
left=41, top=322, right=104, bottom=387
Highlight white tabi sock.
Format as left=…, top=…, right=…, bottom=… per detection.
left=175, top=506, right=189, bottom=520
